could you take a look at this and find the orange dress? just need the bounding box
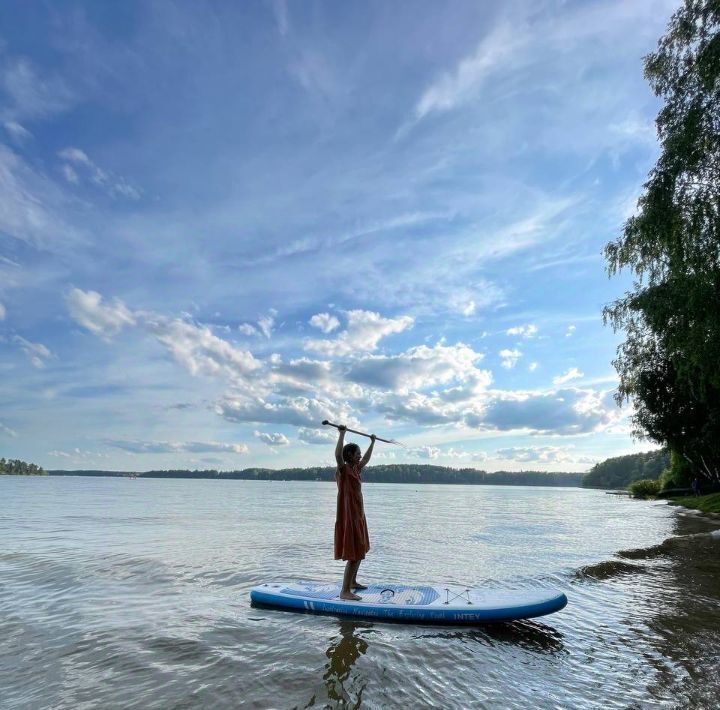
[334,462,370,561]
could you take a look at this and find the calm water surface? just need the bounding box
[2,477,719,709]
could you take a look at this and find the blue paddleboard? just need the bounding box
[250,582,567,623]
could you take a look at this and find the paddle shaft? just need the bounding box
[322,420,395,445]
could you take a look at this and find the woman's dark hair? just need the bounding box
[342,443,361,463]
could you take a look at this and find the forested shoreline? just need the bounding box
[0,458,47,475]
[47,465,584,486]
[581,450,670,490]
[3,450,681,490]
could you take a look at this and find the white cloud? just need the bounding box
[309,312,340,334]
[0,421,18,438]
[305,310,414,356]
[499,348,522,369]
[257,310,276,338]
[66,288,136,339]
[565,324,576,337]
[48,448,109,460]
[0,302,5,320]
[238,310,277,338]
[495,445,582,464]
[441,285,501,317]
[1,57,76,121]
[269,356,342,398]
[609,115,656,145]
[104,439,248,454]
[414,23,520,121]
[11,335,53,368]
[143,316,261,381]
[67,290,263,385]
[254,431,290,447]
[528,362,539,372]
[58,146,141,200]
[217,394,350,428]
[461,300,476,316]
[0,144,84,250]
[506,324,538,338]
[58,147,92,165]
[288,49,338,99]
[376,390,472,427]
[410,446,441,460]
[375,381,618,436]
[553,367,584,386]
[297,427,336,445]
[482,387,618,435]
[3,121,32,143]
[61,164,79,184]
[443,447,471,459]
[346,342,489,393]
[271,0,289,36]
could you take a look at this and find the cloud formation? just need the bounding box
[309,312,340,334]
[0,0,667,470]
[1,57,76,121]
[11,335,52,368]
[254,431,291,447]
[305,310,414,356]
[66,289,136,339]
[346,342,489,392]
[144,316,261,380]
[499,349,522,369]
[297,427,336,444]
[409,446,441,459]
[58,147,141,200]
[553,367,584,386]
[217,394,351,428]
[104,439,249,454]
[506,324,538,338]
[3,121,31,143]
[0,421,18,438]
[494,445,595,465]
[483,388,617,435]
[414,23,519,121]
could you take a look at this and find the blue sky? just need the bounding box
[0,0,675,472]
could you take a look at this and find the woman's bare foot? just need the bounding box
[351,582,368,590]
[340,591,362,601]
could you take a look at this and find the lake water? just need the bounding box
[2,477,720,709]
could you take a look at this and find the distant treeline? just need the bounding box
[1,458,47,475]
[18,452,678,490]
[49,464,584,487]
[581,450,670,490]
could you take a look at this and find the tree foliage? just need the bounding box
[628,478,663,498]
[659,449,694,488]
[0,458,47,475]
[604,0,720,482]
[582,450,670,489]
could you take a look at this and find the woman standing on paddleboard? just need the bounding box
[334,425,375,600]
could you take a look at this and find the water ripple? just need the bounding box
[2,477,720,709]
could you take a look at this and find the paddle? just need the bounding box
[322,420,405,447]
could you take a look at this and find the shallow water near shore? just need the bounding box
[2,477,720,709]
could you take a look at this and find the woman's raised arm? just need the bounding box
[360,434,376,468]
[334,425,347,467]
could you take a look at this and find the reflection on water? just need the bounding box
[574,559,649,581]
[415,619,567,657]
[1,477,720,709]
[317,622,371,708]
[644,523,720,708]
